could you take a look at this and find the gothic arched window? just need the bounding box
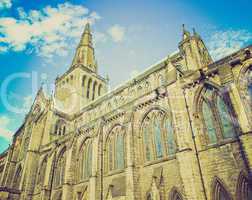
[37,156,47,186]
[169,188,183,200]
[13,165,22,189]
[141,109,176,163]
[147,193,152,200]
[87,78,92,99]
[154,116,163,158]
[200,87,236,145]
[105,125,125,173]
[202,100,217,144]
[143,120,153,162]
[92,81,97,100]
[53,148,66,187]
[82,75,86,95]
[212,178,232,200]
[165,117,177,155]
[54,119,67,136]
[216,96,236,139]
[236,172,252,200]
[116,132,125,169]
[79,139,93,180]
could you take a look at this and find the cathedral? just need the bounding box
[0,23,251,200]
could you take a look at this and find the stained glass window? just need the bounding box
[143,125,152,161]
[165,118,176,155]
[202,101,217,144]
[154,117,163,158]
[217,96,235,139]
[54,148,66,187]
[116,133,124,169]
[84,142,92,178]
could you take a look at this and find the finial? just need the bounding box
[182,24,190,39]
[192,27,200,38]
[84,22,91,33]
[182,24,186,32]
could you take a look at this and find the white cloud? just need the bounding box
[0,116,12,140]
[0,0,12,10]
[207,29,252,60]
[108,25,126,42]
[93,31,107,44]
[0,2,101,58]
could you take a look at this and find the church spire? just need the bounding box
[71,22,97,72]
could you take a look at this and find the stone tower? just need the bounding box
[179,25,213,71]
[54,23,107,113]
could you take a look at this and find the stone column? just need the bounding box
[171,87,206,200]
[62,146,74,200]
[90,136,99,200]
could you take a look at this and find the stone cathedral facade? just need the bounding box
[0,23,252,200]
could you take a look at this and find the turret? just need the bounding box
[54,23,107,113]
[179,25,213,71]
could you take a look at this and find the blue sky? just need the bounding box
[0,0,251,153]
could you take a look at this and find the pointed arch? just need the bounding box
[79,138,93,181]
[105,124,126,173]
[146,192,152,200]
[236,171,252,200]
[53,147,66,187]
[141,107,176,163]
[54,119,67,136]
[195,83,236,145]
[237,62,252,124]
[169,187,183,200]
[87,78,92,99]
[92,81,97,100]
[211,177,232,200]
[36,155,48,186]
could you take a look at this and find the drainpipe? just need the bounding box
[182,88,208,200]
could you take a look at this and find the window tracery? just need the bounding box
[141,109,176,162]
[53,148,66,187]
[105,125,125,173]
[79,139,93,180]
[212,178,232,200]
[199,86,236,145]
[236,172,252,200]
[54,119,67,136]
